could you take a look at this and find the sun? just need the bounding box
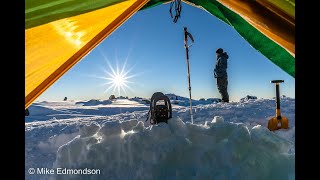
[94,57,139,97]
[113,74,125,86]
[91,48,142,97]
[105,65,132,96]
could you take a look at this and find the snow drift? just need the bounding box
[25,97,295,180]
[53,117,294,180]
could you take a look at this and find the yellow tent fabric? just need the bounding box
[25,0,149,109]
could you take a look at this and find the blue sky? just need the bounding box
[36,3,295,102]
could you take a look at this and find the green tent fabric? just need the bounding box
[26,0,128,29]
[190,0,295,77]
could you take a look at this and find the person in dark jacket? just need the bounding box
[214,48,229,102]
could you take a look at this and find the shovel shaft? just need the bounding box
[271,80,284,118]
[276,83,281,110]
[275,83,282,118]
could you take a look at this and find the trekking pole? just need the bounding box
[184,27,194,124]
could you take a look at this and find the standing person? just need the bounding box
[214,48,229,103]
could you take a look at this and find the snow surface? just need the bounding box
[25,96,295,180]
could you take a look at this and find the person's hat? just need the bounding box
[216,48,223,54]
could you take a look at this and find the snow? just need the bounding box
[239,95,257,102]
[25,96,295,180]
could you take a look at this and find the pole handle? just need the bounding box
[271,80,284,83]
[184,27,194,48]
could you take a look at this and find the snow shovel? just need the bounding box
[267,80,289,131]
